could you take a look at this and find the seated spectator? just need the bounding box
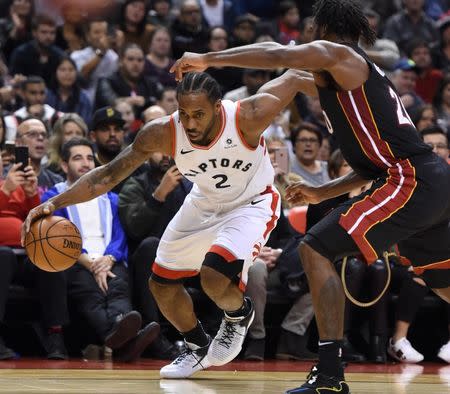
[390,59,424,116]
[119,150,192,358]
[171,0,209,59]
[95,43,161,117]
[421,125,450,162]
[276,1,300,45]
[46,113,88,176]
[407,39,443,103]
[42,138,159,361]
[4,76,62,141]
[199,0,237,31]
[142,105,166,124]
[432,14,450,72]
[9,14,64,83]
[360,8,400,71]
[0,150,69,360]
[54,2,86,53]
[224,69,271,101]
[70,19,118,103]
[144,27,177,88]
[147,0,174,29]
[117,0,154,53]
[205,26,243,95]
[156,87,178,115]
[46,56,92,124]
[0,0,35,60]
[229,14,256,48]
[433,75,450,133]
[412,103,439,131]
[290,122,330,186]
[89,106,145,193]
[114,99,143,144]
[14,118,63,196]
[383,0,438,56]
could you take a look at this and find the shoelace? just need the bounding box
[217,320,243,349]
[173,347,206,368]
[305,366,319,384]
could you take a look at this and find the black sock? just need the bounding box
[317,339,344,379]
[226,297,251,318]
[182,321,209,347]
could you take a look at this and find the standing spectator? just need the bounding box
[433,75,450,132]
[205,26,242,95]
[46,113,88,176]
[42,138,160,362]
[14,118,62,196]
[171,0,209,59]
[46,56,92,124]
[95,44,161,116]
[289,122,330,186]
[156,87,178,115]
[4,76,62,141]
[0,0,35,60]
[71,19,119,103]
[276,1,301,45]
[0,152,70,360]
[408,39,443,103]
[383,0,438,55]
[359,8,400,71]
[144,27,177,88]
[199,0,237,31]
[117,0,154,52]
[9,14,64,83]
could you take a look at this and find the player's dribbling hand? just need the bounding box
[21,202,56,246]
[170,52,208,81]
[285,181,324,206]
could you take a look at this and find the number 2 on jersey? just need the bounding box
[389,87,414,127]
[212,174,231,189]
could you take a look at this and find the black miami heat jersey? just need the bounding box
[317,46,432,180]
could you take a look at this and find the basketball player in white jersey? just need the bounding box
[22,70,313,378]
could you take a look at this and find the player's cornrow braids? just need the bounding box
[313,0,376,46]
[177,72,222,103]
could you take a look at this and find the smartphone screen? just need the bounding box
[274,146,290,174]
[14,146,29,171]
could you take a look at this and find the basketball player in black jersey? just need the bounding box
[171,0,450,392]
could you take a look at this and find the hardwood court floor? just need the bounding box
[0,359,448,393]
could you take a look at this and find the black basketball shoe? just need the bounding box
[285,365,350,394]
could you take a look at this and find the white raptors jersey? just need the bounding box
[171,100,275,210]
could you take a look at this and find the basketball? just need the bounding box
[25,216,82,272]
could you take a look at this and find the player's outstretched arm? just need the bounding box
[21,117,173,245]
[238,69,315,145]
[171,41,368,90]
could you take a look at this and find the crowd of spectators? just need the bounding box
[0,0,449,367]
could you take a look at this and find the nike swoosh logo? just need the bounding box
[251,199,264,205]
[180,149,195,154]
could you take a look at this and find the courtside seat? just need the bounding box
[288,206,308,234]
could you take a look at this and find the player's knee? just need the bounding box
[200,265,229,298]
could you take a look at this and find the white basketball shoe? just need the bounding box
[208,297,255,366]
[160,336,211,379]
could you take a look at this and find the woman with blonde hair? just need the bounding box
[46,113,88,176]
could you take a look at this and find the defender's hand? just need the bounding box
[286,181,325,206]
[170,52,208,81]
[21,202,56,246]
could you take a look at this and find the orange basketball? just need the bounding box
[25,216,82,272]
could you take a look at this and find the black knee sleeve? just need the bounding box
[202,252,244,281]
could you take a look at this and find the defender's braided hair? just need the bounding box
[313,0,376,46]
[176,72,222,103]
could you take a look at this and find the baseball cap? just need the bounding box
[91,107,125,130]
[394,58,419,72]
